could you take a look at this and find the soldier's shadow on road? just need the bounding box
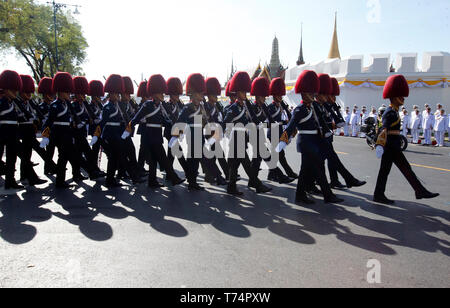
[1,178,449,258]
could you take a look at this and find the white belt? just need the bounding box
[299,130,318,135]
[19,121,34,125]
[189,124,202,128]
[146,124,162,128]
[233,127,248,132]
[0,120,18,125]
[105,122,121,127]
[54,122,71,126]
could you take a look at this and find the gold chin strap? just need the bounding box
[376,128,387,147]
[94,125,101,137]
[41,127,50,138]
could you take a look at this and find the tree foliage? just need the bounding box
[0,0,88,82]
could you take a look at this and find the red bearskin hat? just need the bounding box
[137,81,148,98]
[206,77,222,96]
[166,77,183,96]
[89,80,104,97]
[251,77,270,97]
[147,74,167,96]
[230,71,251,93]
[270,77,286,96]
[225,82,235,97]
[73,76,89,95]
[0,70,23,92]
[383,75,409,99]
[38,77,54,95]
[331,78,340,96]
[52,72,74,94]
[122,76,134,95]
[295,70,320,94]
[20,75,36,93]
[104,74,124,94]
[186,73,206,95]
[318,74,332,95]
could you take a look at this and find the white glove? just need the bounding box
[121,131,130,140]
[276,142,288,153]
[90,136,98,146]
[169,137,179,148]
[207,137,216,146]
[40,137,50,149]
[376,146,384,159]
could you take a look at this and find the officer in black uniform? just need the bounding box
[163,77,189,178]
[87,80,105,168]
[117,77,140,180]
[40,72,83,189]
[248,77,293,185]
[203,77,228,185]
[37,77,58,175]
[278,70,342,204]
[125,74,185,188]
[374,75,439,204]
[0,70,24,190]
[15,75,47,186]
[314,74,366,192]
[266,77,298,180]
[95,74,144,188]
[71,76,104,181]
[0,88,5,176]
[223,71,272,196]
[135,81,150,175]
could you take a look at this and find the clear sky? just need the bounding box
[2,0,450,85]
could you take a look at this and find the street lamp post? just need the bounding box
[47,0,81,71]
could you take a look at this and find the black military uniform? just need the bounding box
[86,98,103,166]
[266,101,297,179]
[0,95,22,189]
[117,99,140,179]
[129,99,184,187]
[282,101,341,204]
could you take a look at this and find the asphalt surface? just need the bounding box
[0,136,449,288]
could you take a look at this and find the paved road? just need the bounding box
[0,136,449,288]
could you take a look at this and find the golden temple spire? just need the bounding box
[328,12,341,59]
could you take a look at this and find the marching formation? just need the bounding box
[0,69,440,205]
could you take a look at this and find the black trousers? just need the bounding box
[102,137,135,183]
[18,126,40,182]
[375,147,426,196]
[0,134,18,186]
[137,135,150,172]
[118,137,139,178]
[31,137,57,172]
[320,139,356,186]
[146,143,181,185]
[167,143,188,174]
[297,143,333,199]
[227,153,261,190]
[52,133,81,185]
[91,138,102,169]
[74,133,99,176]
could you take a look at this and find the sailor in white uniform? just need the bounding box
[401,109,410,137]
[409,109,421,144]
[434,109,447,147]
[350,107,360,137]
[422,107,434,145]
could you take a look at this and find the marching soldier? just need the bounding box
[176,73,218,191]
[223,71,272,196]
[135,81,150,175]
[95,74,144,187]
[374,75,439,204]
[0,70,25,190]
[267,77,298,180]
[117,76,140,179]
[313,74,366,192]
[37,77,58,175]
[87,80,105,166]
[203,77,228,185]
[0,89,4,177]
[40,72,83,188]
[163,77,189,177]
[248,77,293,185]
[125,74,185,188]
[72,76,104,180]
[277,70,342,204]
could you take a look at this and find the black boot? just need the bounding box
[416,191,440,200]
[346,178,367,189]
[330,181,347,189]
[373,194,395,205]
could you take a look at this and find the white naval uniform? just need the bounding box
[343,112,351,136]
[434,114,447,146]
[350,111,361,137]
[401,114,410,137]
[409,114,421,144]
[422,112,434,145]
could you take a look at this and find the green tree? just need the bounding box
[0,0,88,83]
